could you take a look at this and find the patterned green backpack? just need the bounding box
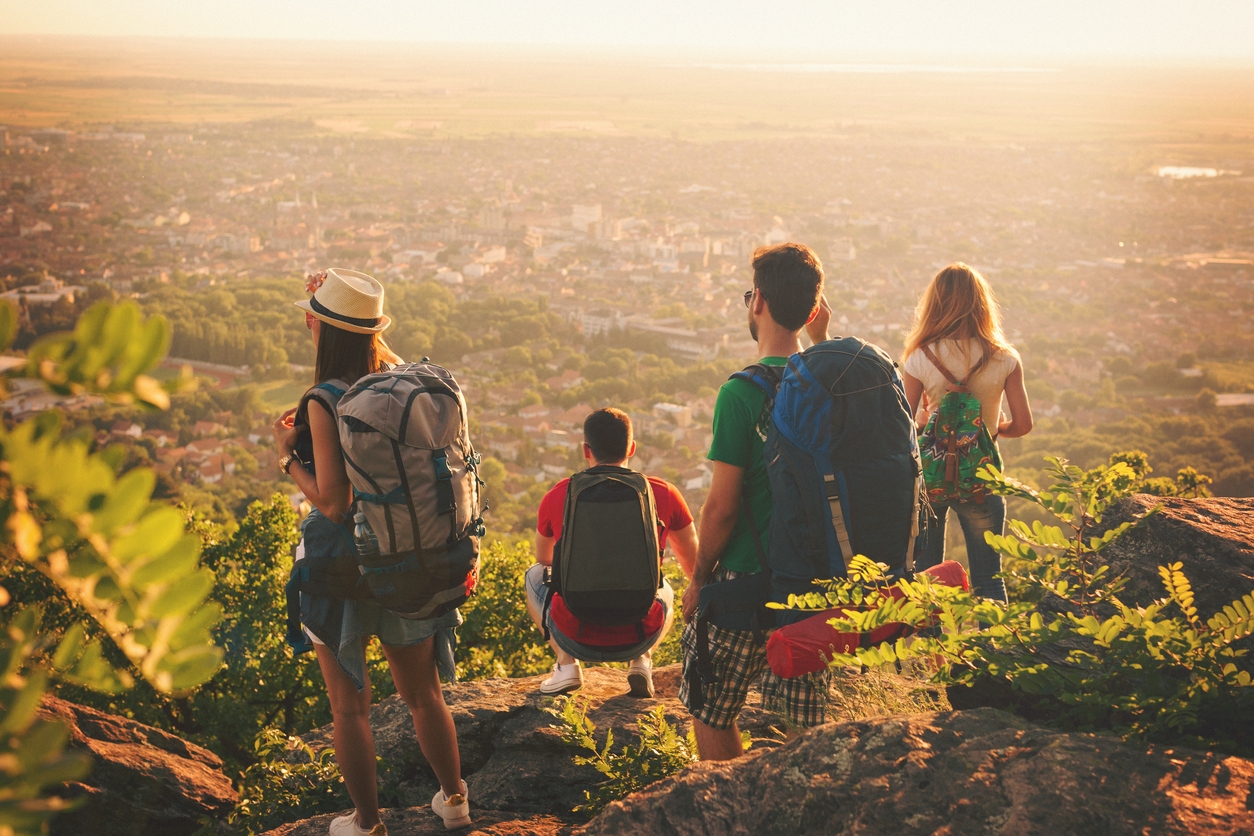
[917,345,1002,503]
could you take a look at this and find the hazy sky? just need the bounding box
[2,0,1252,60]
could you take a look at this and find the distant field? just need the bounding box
[1203,361,1254,393]
[5,37,1254,144]
[257,379,308,412]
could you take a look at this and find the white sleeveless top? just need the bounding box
[903,339,1020,439]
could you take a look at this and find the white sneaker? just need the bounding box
[431,780,471,830]
[539,661,583,695]
[328,811,387,836]
[627,652,654,698]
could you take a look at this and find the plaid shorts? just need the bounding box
[678,571,830,731]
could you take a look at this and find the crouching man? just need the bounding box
[524,407,698,697]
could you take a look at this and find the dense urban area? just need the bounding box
[3,122,1254,530]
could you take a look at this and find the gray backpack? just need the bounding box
[336,361,485,620]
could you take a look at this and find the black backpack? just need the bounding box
[547,466,662,628]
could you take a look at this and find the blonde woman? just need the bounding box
[273,269,470,835]
[901,263,1033,601]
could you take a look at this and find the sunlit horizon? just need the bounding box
[4,1,1254,62]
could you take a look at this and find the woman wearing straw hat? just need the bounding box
[273,269,471,835]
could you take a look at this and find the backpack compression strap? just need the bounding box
[822,473,855,568]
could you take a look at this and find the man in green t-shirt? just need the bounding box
[678,242,832,761]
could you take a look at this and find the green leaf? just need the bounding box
[129,535,203,587]
[92,468,156,535]
[113,506,185,565]
[160,646,225,692]
[148,569,215,619]
[51,623,87,671]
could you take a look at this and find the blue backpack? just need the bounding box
[695,339,922,631]
[689,339,924,707]
[763,337,923,625]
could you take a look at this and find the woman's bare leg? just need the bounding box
[315,640,381,829]
[381,638,463,797]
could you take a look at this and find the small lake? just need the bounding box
[1156,166,1242,179]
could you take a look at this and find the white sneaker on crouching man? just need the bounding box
[627,650,654,698]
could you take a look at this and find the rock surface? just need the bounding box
[39,694,238,836]
[1098,494,1254,619]
[261,809,574,836]
[267,663,786,835]
[582,707,1254,836]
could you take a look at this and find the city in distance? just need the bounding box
[2,35,1253,534]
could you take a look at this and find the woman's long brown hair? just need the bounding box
[902,262,1013,370]
[314,322,401,385]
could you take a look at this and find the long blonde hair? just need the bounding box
[903,263,1012,369]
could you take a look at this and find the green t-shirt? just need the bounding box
[706,356,787,574]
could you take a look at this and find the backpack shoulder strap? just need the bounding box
[921,345,969,391]
[300,378,349,420]
[730,362,783,399]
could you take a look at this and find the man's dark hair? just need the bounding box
[752,243,824,331]
[584,407,632,463]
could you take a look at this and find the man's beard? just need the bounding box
[748,307,758,342]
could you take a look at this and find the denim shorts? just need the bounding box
[296,512,461,691]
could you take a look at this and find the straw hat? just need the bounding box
[295,268,391,334]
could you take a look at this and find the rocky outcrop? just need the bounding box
[39,694,238,836]
[949,494,1254,714]
[267,664,786,835]
[1097,495,1254,619]
[264,497,1254,834]
[582,707,1254,836]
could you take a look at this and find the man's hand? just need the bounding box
[682,574,704,624]
[805,294,833,346]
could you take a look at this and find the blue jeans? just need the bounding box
[919,495,1007,602]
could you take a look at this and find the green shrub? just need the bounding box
[549,695,739,816]
[0,302,221,835]
[228,729,350,836]
[651,560,688,668]
[456,539,550,680]
[781,456,1254,755]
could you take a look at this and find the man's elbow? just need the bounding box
[702,499,739,536]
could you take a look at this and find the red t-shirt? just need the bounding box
[537,470,693,647]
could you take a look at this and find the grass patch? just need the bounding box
[826,667,949,724]
[257,380,309,411]
[1202,361,1254,393]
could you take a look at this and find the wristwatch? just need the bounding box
[278,453,296,474]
